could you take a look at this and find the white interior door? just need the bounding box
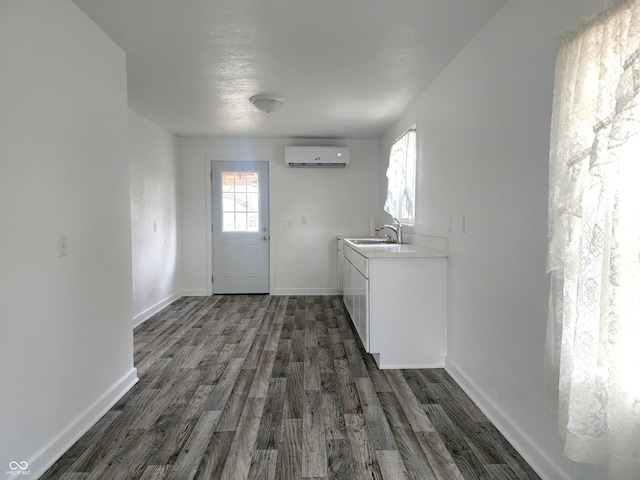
[211,161,269,293]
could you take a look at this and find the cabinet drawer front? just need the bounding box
[344,245,368,278]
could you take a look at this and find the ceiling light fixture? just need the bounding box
[249,94,285,114]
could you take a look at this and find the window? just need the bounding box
[221,171,260,232]
[545,1,640,477]
[384,128,416,224]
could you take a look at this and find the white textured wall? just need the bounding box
[0,1,136,477]
[177,137,379,295]
[379,1,604,479]
[129,110,180,325]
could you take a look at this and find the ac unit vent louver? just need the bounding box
[284,146,350,168]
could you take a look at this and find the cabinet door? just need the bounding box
[354,268,360,339]
[337,240,343,292]
[342,259,352,319]
[353,268,368,350]
[368,257,447,368]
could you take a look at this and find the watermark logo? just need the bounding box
[6,461,31,476]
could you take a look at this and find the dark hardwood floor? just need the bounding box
[41,295,540,480]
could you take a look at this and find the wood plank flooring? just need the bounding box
[41,295,540,480]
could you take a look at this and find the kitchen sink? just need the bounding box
[348,238,394,245]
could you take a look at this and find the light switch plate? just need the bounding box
[58,233,68,257]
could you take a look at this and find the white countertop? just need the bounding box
[343,238,448,258]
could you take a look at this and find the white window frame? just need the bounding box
[384,127,417,225]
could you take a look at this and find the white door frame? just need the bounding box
[204,156,273,296]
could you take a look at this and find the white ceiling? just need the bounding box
[72,0,506,138]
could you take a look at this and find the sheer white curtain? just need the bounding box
[545,1,640,478]
[384,129,416,223]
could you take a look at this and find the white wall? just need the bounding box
[129,110,181,325]
[379,1,604,479]
[177,137,379,295]
[0,1,137,477]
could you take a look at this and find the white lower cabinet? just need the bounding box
[342,242,447,369]
[342,244,369,350]
[352,260,368,349]
[342,254,352,318]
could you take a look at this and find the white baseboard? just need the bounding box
[25,368,138,480]
[180,289,208,296]
[178,289,341,297]
[378,362,446,370]
[445,358,570,480]
[133,291,181,327]
[272,288,341,296]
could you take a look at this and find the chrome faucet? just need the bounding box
[376,218,403,244]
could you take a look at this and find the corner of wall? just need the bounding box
[445,358,570,480]
[26,369,138,480]
[133,291,182,328]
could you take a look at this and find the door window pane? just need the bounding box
[234,193,247,210]
[247,193,259,212]
[223,212,235,231]
[222,192,235,211]
[235,213,247,231]
[222,172,235,192]
[234,173,247,190]
[247,213,259,231]
[247,173,259,192]
[221,171,260,232]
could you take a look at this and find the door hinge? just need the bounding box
[210,171,212,180]
[211,275,214,283]
[211,224,213,232]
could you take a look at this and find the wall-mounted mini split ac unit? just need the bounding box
[284,146,350,168]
